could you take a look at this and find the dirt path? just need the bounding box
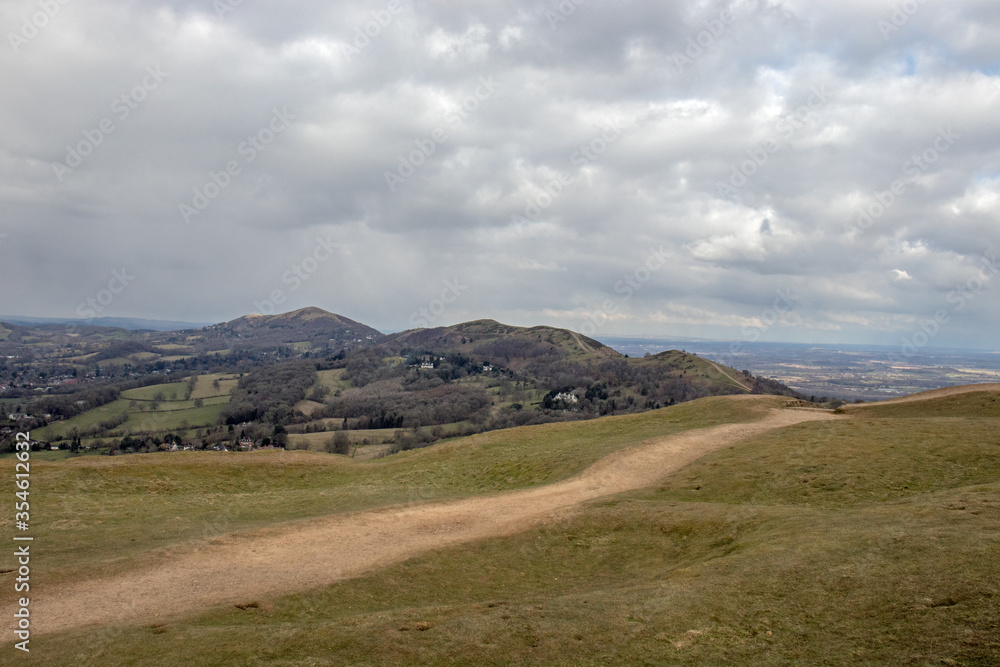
[569,330,596,354]
[705,359,753,392]
[19,407,838,636]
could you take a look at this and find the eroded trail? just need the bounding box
[23,407,837,635]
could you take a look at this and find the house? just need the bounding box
[420,361,435,370]
[482,364,493,372]
[554,392,579,404]
[239,436,254,450]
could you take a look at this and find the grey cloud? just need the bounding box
[0,0,998,348]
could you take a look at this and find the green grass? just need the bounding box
[189,374,238,400]
[29,401,1000,665]
[121,382,192,401]
[32,374,236,442]
[288,421,475,450]
[121,402,227,432]
[655,417,1000,508]
[840,389,1000,419]
[35,396,228,441]
[314,369,351,393]
[1,396,779,587]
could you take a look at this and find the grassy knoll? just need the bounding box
[28,389,1000,665]
[1,396,779,589]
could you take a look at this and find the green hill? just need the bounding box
[16,385,1000,664]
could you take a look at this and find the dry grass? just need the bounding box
[14,389,1000,664]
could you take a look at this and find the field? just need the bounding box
[3,386,999,664]
[32,374,236,442]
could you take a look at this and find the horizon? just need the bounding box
[3,306,998,355]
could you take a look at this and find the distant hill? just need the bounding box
[186,307,383,351]
[0,315,210,331]
[383,319,621,370]
[0,308,385,385]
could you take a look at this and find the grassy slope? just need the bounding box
[3,396,778,588]
[23,388,1000,664]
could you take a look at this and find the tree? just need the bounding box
[272,424,288,449]
[326,431,350,455]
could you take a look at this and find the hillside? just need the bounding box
[8,384,1000,664]
[2,310,804,454]
[262,318,805,451]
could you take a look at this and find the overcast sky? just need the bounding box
[2,0,998,350]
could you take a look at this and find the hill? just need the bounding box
[2,310,804,453]
[8,385,1000,664]
[384,319,621,365]
[181,306,383,352]
[0,307,382,391]
[257,318,806,451]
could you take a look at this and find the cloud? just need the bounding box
[891,269,913,281]
[0,0,998,348]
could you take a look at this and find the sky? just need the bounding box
[1,0,998,352]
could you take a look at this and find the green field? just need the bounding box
[189,373,239,400]
[33,375,235,442]
[121,381,192,401]
[11,388,1000,664]
[287,420,477,451]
